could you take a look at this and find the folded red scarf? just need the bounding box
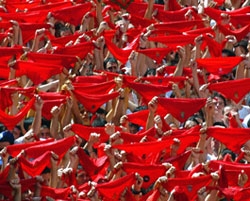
[96,173,136,200]
[27,52,78,69]
[51,3,92,26]
[157,97,207,122]
[74,75,107,84]
[103,30,140,64]
[7,138,54,157]
[0,96,35,130]
[206,127,250,153]
[15,60,63,85]
[196,56,243,76]
[25,136,75,159]
[208,78,250,104]
[72,90,119,113]
[40,185,71,200]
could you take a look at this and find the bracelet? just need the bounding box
[139,47,146,49]
[233,43,239,48]
[119,97,125,100]
[131,187,141,195]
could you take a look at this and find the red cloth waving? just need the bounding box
[72,90,119,113]
[122,162,167,189]
[25,136,76,159]
[15,60,63,85]
[208,78,250,104]
[196,56,243,76]
[0,96,35,130]
[96,173,136,200]
[206,127,250,153]
[51,3,92,26]
[157,97,207,122]
[27,52,78,69]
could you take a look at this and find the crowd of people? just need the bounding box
[0,0,250,200]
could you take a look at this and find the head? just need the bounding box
[76,165,90,185]
[39,125,51,139]
[0,130,14,149]
[104,57,119,73]
[12,125,22,140]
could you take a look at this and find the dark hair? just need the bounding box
[104,57,118,70]
[143,68,156,77]
[222,49,236,57]
[212,92,227,106]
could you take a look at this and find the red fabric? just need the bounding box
[19,23,51,44]
[72,90,119,113]
[0,10,48,23]
[184,27,215,36]
[204,7,250,25]
[71,123,110,144]
[196,56,243,76]
[208,78,250,104]
[163,150,192,170]
[103,30,140,64]
[156,7,202,22]
[51,3,92,26]
[40,185,71,200]
[129,14,156,29]
[124,80,171,103]
[234,187,250,200]
[154,20,205,32]
[112,138,172,163]
[27,1,73,12]
[6,138,54,157]
[122,162,167,189]
[72,80,116,95]
[77,147,108,179]
[74,75,107,83]
[157,97,207,122]
[162,175,213,200]
[0,96,35,130]
[15,60,63,85]
[209,160,250,187]
[96,173,136,200]
[217,23,250,41]
[168,0,182,11]
[230,14,250,27]
[126,109,149,127]
[53,41,94,59]
[0,182,13,200]
[148,34,198,46]
[38,92,68,120]
[137,47,174,64]
[25,136,76,159]
[27,52,78,69]
[140,76,187,88]
[0,86,35,110]
[202,34,223,57]
[50,32,81,47]
[0,46,24,63]
[18,151,52,177]
[0,165,10,185]
[206,127,250,153]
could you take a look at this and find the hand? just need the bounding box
[148,96,158,114]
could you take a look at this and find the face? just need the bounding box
[76,170,90,185]
[106,62,118,73]
[40,127,50,139]
[12,127,21,139]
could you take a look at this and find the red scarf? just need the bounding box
[51,3,92,26]
[27,52,78,69]
[96,173,136,200]
[15,60,63,85]
[207,127,250,153]
[157,97,207,122]
[208,78,250,104]
[72,90,119,113]
[196,56,243,76]
[0,96,35,130]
